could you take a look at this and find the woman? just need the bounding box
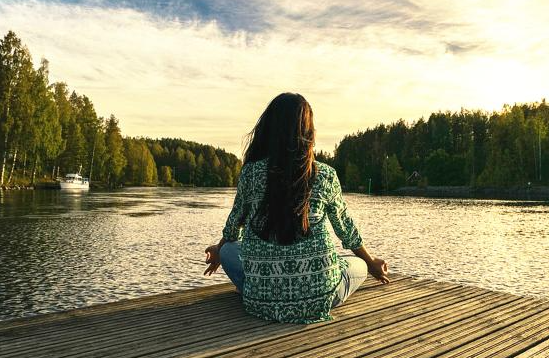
[204,93,389,324]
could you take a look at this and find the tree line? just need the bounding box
[0,31,241,188]
[317,101,549,191]
[148,138,241,187]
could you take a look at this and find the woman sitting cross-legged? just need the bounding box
[204,92,389,324]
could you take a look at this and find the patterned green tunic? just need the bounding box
[222,159,363,324]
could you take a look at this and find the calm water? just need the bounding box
[0,188,548,321]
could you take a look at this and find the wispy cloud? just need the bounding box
[445,42,481,55]
[1,0,548,155]
[51,0,274,32]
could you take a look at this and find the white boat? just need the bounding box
[59,173,90,190]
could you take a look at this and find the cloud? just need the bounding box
[1,0,548,156]
[445,42,481,55]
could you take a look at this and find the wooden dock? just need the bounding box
[1,274,548,357]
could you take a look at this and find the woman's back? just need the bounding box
[222,158,364,323]
[205,92,388,324]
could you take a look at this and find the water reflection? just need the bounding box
[0,188,548,321]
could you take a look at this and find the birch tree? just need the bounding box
[0,31,33,186]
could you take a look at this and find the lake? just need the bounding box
[0,188,548,321]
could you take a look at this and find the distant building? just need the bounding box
[407,171,421,185]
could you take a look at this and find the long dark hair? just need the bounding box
[243,93,317,245]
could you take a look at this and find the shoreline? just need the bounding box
[389,185,549,201]
[0,186,182,190]
[0,182,198,191]
[3,183,549,201]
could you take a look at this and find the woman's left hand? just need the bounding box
[367,257,390,284]
[203,245,221,276]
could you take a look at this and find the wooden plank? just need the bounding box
[2,311,267,358]
[0,294,242,344]
[0,275,410,342]
[364,298,548,357]
[291,294,524,357]
[162,284,474,358]
[46,280,447,358]
[516,337,549,357]
[1,302,249,356]
[1,274,546,358]
[436,303,549,358]
[0,276,413,356]
[29,276,420,358]
[0,283,235,332]
[491,324,549,358]
[0,294,243,346]
[203,287,489,358]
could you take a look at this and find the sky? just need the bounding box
[1,0,549,156]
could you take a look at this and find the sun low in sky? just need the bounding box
[1,0,548,155]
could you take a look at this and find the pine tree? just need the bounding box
[104,115,126,187]
[345,162,360,190]
[382,154,406,190]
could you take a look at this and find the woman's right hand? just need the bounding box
[368,257,390,284]
[203,244,221,276]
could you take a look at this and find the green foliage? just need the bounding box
[145,138,240,187]
[332,102,549,191]
[221,166,234,186]
[345,162,360,190]
[123,138,157,186]
[104,115,126,187]
[61,120,87,174]
[423,150,466,186]
[0,31,35,185]
[31,60,63,182]
[159,166,173,185]
[382,154,406,190]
